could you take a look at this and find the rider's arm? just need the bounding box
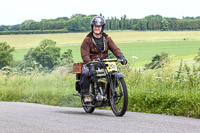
[107,37,122,57]
[107,37,128,65]
[81,38,92,63]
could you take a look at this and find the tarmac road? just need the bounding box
[0,102,200,133]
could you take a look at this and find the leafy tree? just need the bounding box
[105,17,111,30]
[0,42,15,68]
[66,14,95,32]
[2,14,200,33]
[24,39,61,70]
[145,15,163,30]
[71,14,87,19]
[12,24,20,30]
[61,49,74,65]
[139,19,147,30]
[167,18,180,30]
[23,48,36,68]
[20,20,39,30]
[22,40,74,71]
[161,19,169,31]
[195,16,200,19]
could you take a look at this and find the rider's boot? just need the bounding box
[84,93,92,103]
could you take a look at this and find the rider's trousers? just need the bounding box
[80,65,90,94]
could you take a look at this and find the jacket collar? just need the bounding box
[87,32,107,53]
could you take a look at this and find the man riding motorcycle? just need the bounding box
[80,16,127,103]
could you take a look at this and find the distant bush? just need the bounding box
[0,42,15,69]
[0,29,68,35]
[18,48,42,72]
[194,48,200,62]
[21,39,74,72]
[23,48,35,67]
[32,39,61,69]
[145,52,169,69]
[61,49,74,65]
[22,39,61,70]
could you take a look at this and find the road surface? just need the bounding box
[0,102,200,133]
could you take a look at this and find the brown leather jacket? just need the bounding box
[81,32,122,63]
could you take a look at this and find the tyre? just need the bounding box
[81,98,95,113]
[81,85,95,113]
[110,78,128,116]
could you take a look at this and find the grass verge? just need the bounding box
[0,59,200,118]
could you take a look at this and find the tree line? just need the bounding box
[1,14,200,34]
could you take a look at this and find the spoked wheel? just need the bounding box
[81,86,95,113]
[110,78,128,116]
[81,98,95,113]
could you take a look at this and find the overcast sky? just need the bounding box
[0,0,199,25]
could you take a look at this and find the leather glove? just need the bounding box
[89,64,97,76]
[118,53,128,65]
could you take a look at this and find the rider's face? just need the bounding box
[93,25,102,34]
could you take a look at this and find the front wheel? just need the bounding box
[110,78,128,116]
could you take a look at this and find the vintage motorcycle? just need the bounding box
[73,58,128,116]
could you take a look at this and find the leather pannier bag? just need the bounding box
[73,62,83,74]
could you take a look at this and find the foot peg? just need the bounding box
[73,94,81,97]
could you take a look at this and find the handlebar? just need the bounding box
[102,58,123,62]
[85,58,123,66]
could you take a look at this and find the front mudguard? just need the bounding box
[108,73,125,105]
[111,73,124,89]
[115,73,125,79]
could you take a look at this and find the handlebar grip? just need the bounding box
[117,59,123,62]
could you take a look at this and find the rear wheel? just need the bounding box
[110,78,128,116]
[81,98,95,113]
[81,85,95,113]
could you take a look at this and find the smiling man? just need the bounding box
[80,16,127,103]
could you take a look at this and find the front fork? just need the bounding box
[106,73,115,98]
[106,72,125,104]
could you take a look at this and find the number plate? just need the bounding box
[105,62,117,72]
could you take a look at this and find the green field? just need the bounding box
[1,31,198,63]
[13,40,200,64]
[1,31,200,49]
